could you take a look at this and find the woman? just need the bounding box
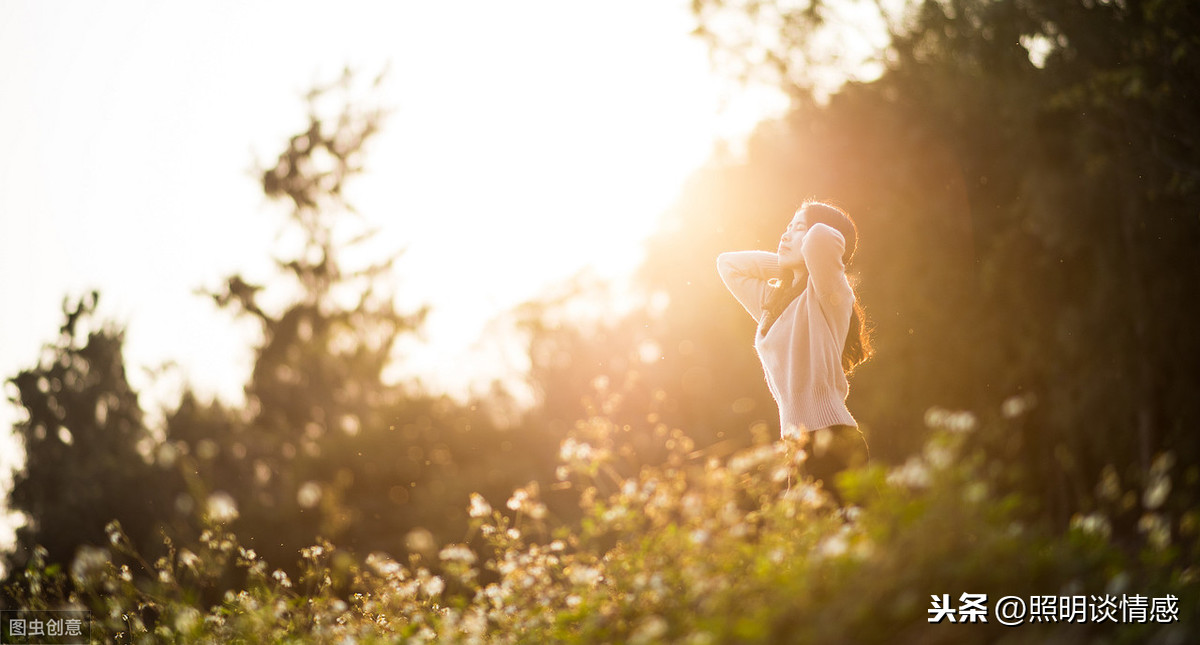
[717,200,873,495]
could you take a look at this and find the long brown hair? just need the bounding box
[760,201,873,374]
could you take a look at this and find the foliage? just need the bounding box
[632,0,1200,520]
[5,292,178,575]
[2,71,560,591]
[9,409,1197,642]
[161,70,566,573]
[188,68,425,564]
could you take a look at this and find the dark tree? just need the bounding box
[6,293,177,575]
[680,0,1200,522]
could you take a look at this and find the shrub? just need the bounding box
[6,410,1197,643]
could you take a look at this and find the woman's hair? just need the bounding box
[760,200,874,374]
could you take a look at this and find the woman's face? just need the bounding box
[777,209,808,269]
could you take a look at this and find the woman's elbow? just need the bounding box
[801,227,845,266]
[716,252,733,275]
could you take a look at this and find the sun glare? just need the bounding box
[0,0,789,456]
[352,4,790,398]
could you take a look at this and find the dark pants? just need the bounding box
[803,425,869,504]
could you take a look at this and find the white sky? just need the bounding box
[0,0,789,542]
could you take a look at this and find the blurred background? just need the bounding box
[2,0,1198,587]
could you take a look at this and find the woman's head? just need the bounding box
[763,199,873,373]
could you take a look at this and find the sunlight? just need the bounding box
[0,0,789,429]
[0,0,790,555]
[347,3,791,398]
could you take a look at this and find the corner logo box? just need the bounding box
[1,610,91,645]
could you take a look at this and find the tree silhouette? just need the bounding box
[173,70,559,567]
[6,292,176,575]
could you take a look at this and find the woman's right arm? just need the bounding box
[716,251,780,322]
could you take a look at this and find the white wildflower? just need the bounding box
[567,564,602,587]
[366,552,403,578]
[506,488,528,511]
[468,493,492,518]
[887,457,931,489]
[439,544,477,565]
[924,441,954,470]
[422,575,445,597]
[174,607,201,633]
[559,438,594,462]
[177,549,200,572]
[205,492,239,523]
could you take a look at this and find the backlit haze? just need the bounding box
[0,0,790,544]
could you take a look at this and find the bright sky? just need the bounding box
[0,1,789,541]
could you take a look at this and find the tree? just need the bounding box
[174,70,423,561]
[6,292,178,575]
[173,70,561,567]
[681,0,1200,521]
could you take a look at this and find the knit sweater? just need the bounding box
[717,223,857,437]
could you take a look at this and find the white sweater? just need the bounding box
[717,223,857,436]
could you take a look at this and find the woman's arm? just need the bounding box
[801,224,850,304]
[717,251,780,322]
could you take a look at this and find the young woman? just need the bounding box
[717,200,872,493]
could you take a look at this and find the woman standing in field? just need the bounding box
[717,200,873,496]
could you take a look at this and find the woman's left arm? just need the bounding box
[801,224,850,304]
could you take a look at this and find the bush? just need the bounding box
[7,409,1197,644]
